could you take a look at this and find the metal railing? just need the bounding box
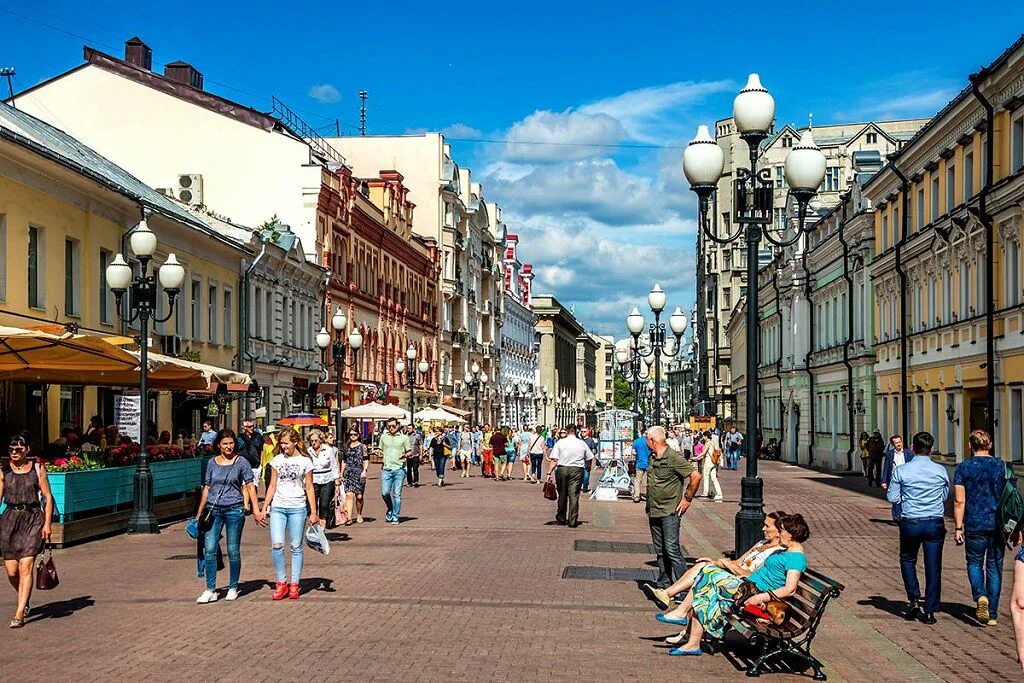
[271,96,345,164]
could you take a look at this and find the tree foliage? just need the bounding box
[613,374,634,410]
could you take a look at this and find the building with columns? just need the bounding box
[531,294,587,427]
[498,234,538,428]
[330,134,504,422]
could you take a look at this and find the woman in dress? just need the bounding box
[0,435,53,628]
[260,428,318,600]
[859,431,870,481]
[457,425,474,478]
[667,513,810,656]
[340,428,369,524]
[307,430,340,528]
[193,429,264,604]
[645,511,787,626]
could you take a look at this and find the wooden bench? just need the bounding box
[716,568,845,680]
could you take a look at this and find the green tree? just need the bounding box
[613,374,634,410]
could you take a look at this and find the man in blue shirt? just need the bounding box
[953,429,1008,626]
[887,431,949,624]
[632,432,651,503]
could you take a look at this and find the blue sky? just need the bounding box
[3,1,1023,337]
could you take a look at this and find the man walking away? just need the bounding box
[954,430,1007,626]
[866,430,885,487]
[632,431,651,503]
[545,425,594,528]
[726,426,743,471]
[405,425,422,487]
[883,434,914,522]
[236,420,265,491]
[887,431,949,624]
[380,419,411,525]
[641,426,701,591]
[528,425,546,483]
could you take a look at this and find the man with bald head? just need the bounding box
[642,425,702,591]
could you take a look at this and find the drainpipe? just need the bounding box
[837,193,856,471]
[890,158,911,439]
[801,235,816,466]
[240,236,269,419]
[968,72,996,439]
[771,267,785,451]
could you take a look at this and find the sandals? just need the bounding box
[9,618,24,628]
[356,517,364,524]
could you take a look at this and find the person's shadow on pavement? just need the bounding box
[28,595,95,622]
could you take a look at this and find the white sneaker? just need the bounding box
[713,496,724,502]
[225,588,239,601]
[196,589,218,604]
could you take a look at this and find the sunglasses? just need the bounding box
[9,446,25,452]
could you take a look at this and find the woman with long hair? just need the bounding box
[340,428,369,524]
[193,429,263,604]
[260,428,318,600]
[0,436,53,628]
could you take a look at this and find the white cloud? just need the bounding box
[442,123,484,138]
[503,110,626,163]
[308,84,341,104]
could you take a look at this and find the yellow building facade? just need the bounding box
[866,36,1024,470]
[0,102,247,444]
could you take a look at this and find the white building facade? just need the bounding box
[499,234,537,428]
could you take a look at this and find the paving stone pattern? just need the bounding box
[0,462,1018,681]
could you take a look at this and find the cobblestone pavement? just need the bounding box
[0,461,1018,681]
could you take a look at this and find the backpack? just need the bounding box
[996,462,1024,547]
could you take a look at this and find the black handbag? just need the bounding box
[35,546,59,590]
[543,480,558,501]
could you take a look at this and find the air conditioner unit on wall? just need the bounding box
[160,334,182,357]
[176,174,203,206]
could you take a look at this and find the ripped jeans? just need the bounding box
[270,506,308,584]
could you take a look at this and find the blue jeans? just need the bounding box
[582,468,591,491]
[649,514,685,587]
[381,468,406,518]
[433,455,448,479]
[204,505,245,590]
[727,447,740,470]
[270,506,307,584]
[965,530,1005,613]
[530,453,543,480]
[898,517,946,614]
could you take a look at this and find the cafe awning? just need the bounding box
[133,351,252,390]
[0,325,144,384]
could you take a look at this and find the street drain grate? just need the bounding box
[574,539,655,554]
[562,565,659,582]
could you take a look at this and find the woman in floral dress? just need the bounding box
[340,429,369,524]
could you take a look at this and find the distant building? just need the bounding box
[499,234,538,427]
[531,294,586,427]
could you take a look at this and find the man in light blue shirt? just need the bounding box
[632,433,651,503]
[886,431,949,624]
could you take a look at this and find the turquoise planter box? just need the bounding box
[46,457,204,523]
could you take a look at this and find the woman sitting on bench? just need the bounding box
[667,513,810,656]
[644,511,787,624]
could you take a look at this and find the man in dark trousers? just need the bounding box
[545,424,594,527]
[235,419,265,491]
[866,430,885,487]
[640,426,702,592]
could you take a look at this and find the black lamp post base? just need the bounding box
[734,475,765,556]
[127,467,160,534]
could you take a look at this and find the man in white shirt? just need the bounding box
[545,424,595,528]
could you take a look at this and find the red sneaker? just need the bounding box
[289,583,301,600]
[271,581,289,601]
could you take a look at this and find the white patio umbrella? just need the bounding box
[338,401,411,421]
[414,407,466,423]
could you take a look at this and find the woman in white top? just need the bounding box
[307,430,340,528]
[261,428,318,601]
[642,511,787,624]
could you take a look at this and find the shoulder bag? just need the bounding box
[35,545,59,590]
[543,479,558,501]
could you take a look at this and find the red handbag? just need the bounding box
[35,547,59,590]
[543,480,558,501]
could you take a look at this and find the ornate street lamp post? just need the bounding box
[316,307,363,437]
[682,74,826,554]
[465,362,488,426]
[626,286,687,427]
[537,385,553,426]
[395,345,430,426]
[106,215,186,534]
[616,344,650,439]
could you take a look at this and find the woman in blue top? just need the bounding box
[668,513,810,656]
[194,429,264,604]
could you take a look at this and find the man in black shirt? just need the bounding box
[235,419,265,488]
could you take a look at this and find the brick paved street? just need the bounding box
[0,461,1018,682]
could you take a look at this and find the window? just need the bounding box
[824,167,842,192]
[927,277,936,326]
[223,289,233,346]
[881,397,889,438]
[866,132,878,144]
[931,174,940,221]
[64,238,82,316]
[1013,113,1024,173]
[781,136,792,148]
[946,395,957,456]
[881,213,889,250]
[917,187,925,229]
[930,393,939,444]
[208,284,218,343]
[1006,239,1021,307]
[0,214,6,301]
[916,394,925,433]
[975,253,986,312]
[942,271,952,323]
[964,148,975,198]
[959,262,970,316]
[1012,388,1024,463]
[191,278,202,339]
[946,163,955,212]
[722,287,731,309]
[99,249,113,325]
[28,225,44,309]
[775,166,785,189]
[59,386,83,433]
[893,205,900,241]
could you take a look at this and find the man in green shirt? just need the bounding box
[642,426,701,590]
[379,418,412,525]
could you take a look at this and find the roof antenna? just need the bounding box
[0,67,16,106]
[359,90,368,136]
[808,112,813,131]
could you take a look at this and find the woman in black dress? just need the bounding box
[0,435,54,628]
[339,429,369,524]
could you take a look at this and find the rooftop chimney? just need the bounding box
[164,61,203,90]
[124,36,152,70]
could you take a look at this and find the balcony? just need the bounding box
[452,329,469,348]
[481,300,493,315]
[467,289,477,306]
[454,232,465,251]
[482,342,494,358]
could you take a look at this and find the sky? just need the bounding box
[3,1,1023,338]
